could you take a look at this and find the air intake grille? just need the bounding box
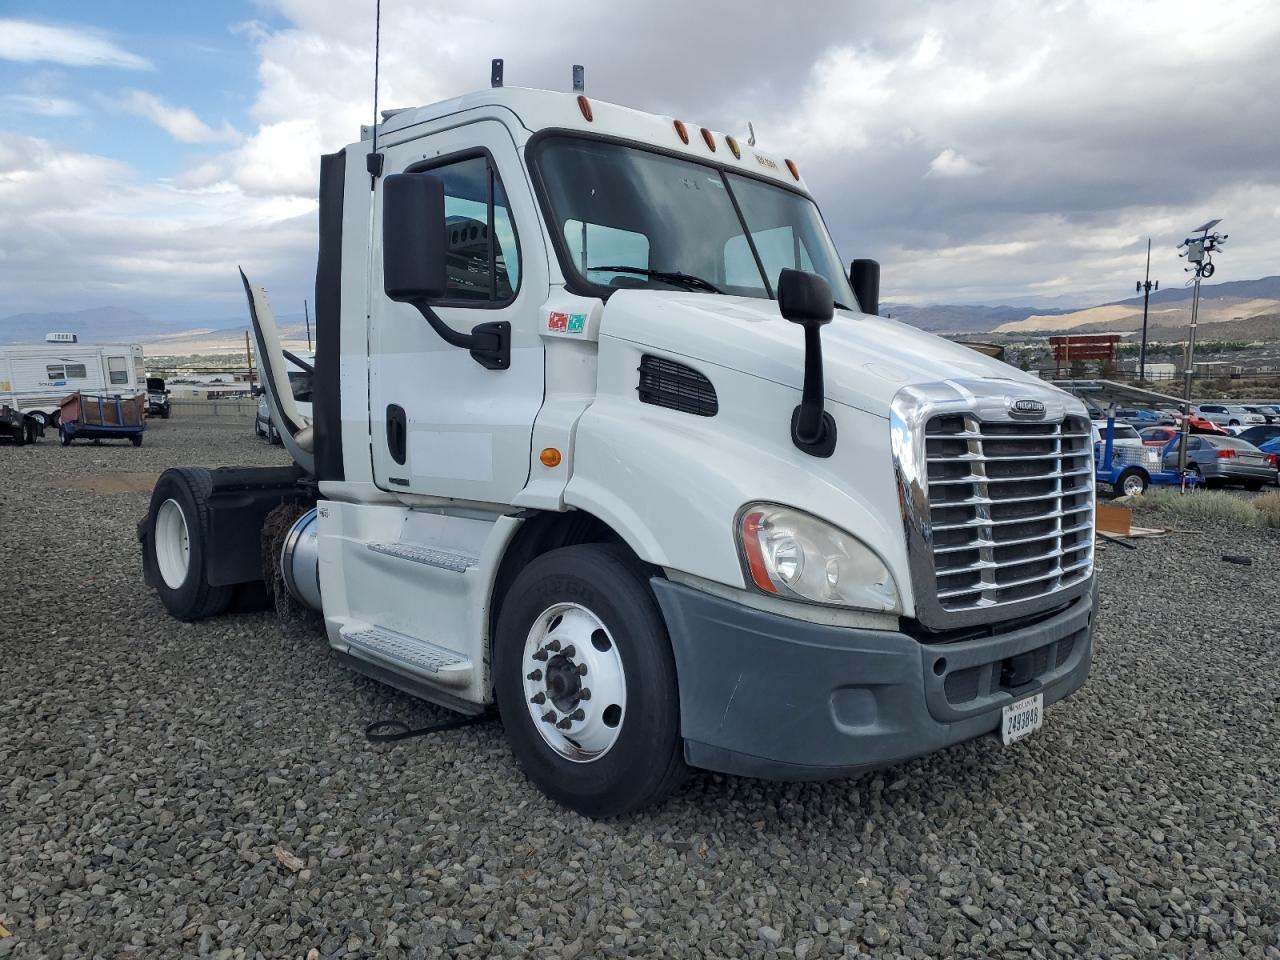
[924,414,1094,614]
[637,355,718,417]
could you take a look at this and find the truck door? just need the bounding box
[369,120,546,503]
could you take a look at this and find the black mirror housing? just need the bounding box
[382,173,448,302]
[777,268,834,325]
[849,258,880,316]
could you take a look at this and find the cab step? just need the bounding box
[367,541,478,573]
[340,625,473,689]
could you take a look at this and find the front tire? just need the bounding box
[1114,467,1148,497]
[143,468,233,621]
[494,544,687,818]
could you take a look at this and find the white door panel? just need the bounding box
[370,119,547,504]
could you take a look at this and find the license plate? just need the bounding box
[1001,693,1043,746]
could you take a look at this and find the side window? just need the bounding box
[421,154,520,303]
[46,364,65,379]
[66,364,87,379]
[563,220,649,286]
[108,356,129,385]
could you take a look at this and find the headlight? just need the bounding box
[736,504,900,612]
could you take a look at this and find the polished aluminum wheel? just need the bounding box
[521,602,626,762]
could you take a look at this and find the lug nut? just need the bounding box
[527,669,542,681]
[569,708,586,721]
[532,649,549,662]
[577,663,588,676]
[546,639,561,652]
[578,688,591,701]
[556,717,573,729]
[562,645,575,658]
[541,710,556,724]
[530,692,546,705]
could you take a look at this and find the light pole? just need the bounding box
[1135,238,1158,382]
[1175,219,1227,474]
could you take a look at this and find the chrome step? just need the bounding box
[367,542,478,573]
[340,625,472,689]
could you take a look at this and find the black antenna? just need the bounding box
[366,0,383,186]
[304,299,312,352]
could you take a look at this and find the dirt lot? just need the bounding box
[1,417,1277,959]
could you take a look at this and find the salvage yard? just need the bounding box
[1,417,1277,959]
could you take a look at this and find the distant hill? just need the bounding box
[885,303,1079,333]
[1086,312,1280,344]
[0,307,250,345]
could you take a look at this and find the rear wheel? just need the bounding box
[59,425,71,446]
[1244,480,1263,491]
[494,544,687,818]
[131,434,143,447]
[144,468,233,621]
[1115,467,1148,497]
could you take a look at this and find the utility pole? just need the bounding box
[1175,220,1227,474]
[304,299,312,352]
[244,330,254,390]
[1135,238,1158,382]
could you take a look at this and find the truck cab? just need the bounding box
[140,83,1097,817]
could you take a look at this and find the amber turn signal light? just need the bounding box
[540,447,562,467]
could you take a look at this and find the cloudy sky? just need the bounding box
[2,0,1278,322]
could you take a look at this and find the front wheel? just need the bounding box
[59,425,71,446]
[1244,480,1264,491]
[493,544,687,818]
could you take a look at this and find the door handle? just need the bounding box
[386,404,407,465]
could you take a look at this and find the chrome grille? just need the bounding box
[923,414,1094,613]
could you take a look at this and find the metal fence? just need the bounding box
[167,397,258,418]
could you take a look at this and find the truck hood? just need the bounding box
[600,290,1048,419]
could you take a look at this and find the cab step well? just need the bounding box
[367,541,478,572]
[340,624,473,689]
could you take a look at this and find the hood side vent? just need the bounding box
[637,355,718,417]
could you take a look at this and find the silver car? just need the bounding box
[1165,435,1277,490]
[1193,403,1265,428]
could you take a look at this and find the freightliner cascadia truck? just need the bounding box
[139,77,1097,817]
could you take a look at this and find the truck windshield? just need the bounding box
[531,136,856,308]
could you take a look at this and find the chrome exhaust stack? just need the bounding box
[280,507,322,611]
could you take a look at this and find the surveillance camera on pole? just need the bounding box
[1174,219,1227,475]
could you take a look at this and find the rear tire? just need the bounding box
[143,468,233,621]
[1244,480,1263,491]
[1114,467,1148,498]
[493,543,687,818]
[59,426,71,446]
[131,434,143,447]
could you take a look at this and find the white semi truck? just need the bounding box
[139,80,1097,817]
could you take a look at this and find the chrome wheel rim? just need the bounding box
[1123,474,1144,496]
[521,602,626,762]
[155,498,191,589]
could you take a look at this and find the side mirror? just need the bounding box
[777,268,834,325]
[849,259,880,316]
[382,173,448,302]
[777,268,836,458]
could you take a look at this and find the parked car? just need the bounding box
[1244,404,1280,424]
[1238,424,1280,447]
[1092,421,1144,446]
[1140,426,1179,448]
[254,353,313,444]
[1193,403,1265,428]
[1163,435,1277,490]
[146,377,170,419]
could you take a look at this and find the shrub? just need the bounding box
[1134,488,1263,526]
[1253,490,1280,528]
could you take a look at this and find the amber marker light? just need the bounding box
[785,158,800,180]
[700,127,716,151]
[673,119,689,144]
[577,95,593,122]
[540,447,562,468]
[739,509,778,594]
[726,135,741,159]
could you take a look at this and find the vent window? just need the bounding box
[637,355,718,417]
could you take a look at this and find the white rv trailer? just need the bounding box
[0,343,146,425]
[139,79,1098,817]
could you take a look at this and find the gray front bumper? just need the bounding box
[652,579,1097,780]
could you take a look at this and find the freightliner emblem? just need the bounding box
[1010,398,1047,419]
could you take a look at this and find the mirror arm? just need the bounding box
[790,320,836,458]
[409,301,510,370]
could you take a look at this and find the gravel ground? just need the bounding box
[2,416,1278,960]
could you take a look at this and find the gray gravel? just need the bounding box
[2,415,1278,959]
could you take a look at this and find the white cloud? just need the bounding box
[2,94,80,117]
[0,19,150,70]
[927,148,984,178]
[121,91,242,144]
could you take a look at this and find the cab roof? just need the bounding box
[365,86,808,192]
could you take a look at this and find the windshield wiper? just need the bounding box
[833,300,852,311]
[589,265,724,294]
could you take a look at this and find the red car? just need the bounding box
[1140,419,1227,447]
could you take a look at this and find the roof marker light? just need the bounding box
[673,119,689,144]
[785,158,800,180]
[577,95,593,122]
[700,127,716,151]
[726,135,741,159]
